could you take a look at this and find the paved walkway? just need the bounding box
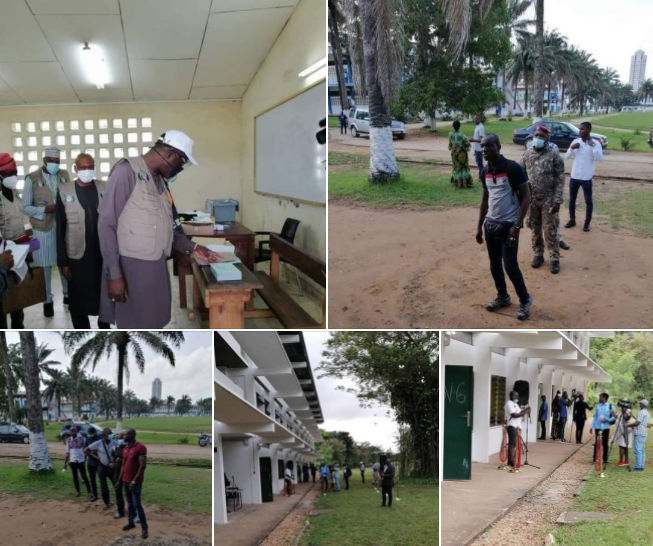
[442,430,592,546]
[214,481,317,546]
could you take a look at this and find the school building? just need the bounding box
[442,331,612,480]
[213,330,323,525]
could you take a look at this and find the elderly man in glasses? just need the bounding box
[98,130,219,328]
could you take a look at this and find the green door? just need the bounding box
[260,457,273,502]
[444,366,474,480]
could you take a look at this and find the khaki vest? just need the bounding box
[116,157,173,261]
[26,168,71,231]
[59,178,106,260]
[0,190,26,240]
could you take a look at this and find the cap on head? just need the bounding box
[0,153,16,173]
[640,399,649,408]
[158,130,197,166]
[43,147,61,159]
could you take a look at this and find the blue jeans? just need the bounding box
[569,178,593,226]
[474,151,483,180]
[124,482,148,531]
[633,434,646,469]
[43,266,68,303]
[484,220,529,304]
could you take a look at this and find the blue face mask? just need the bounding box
[532,137,545,149]
[45,162,60,175]
[117,439,125,446]
[108,433,114,441]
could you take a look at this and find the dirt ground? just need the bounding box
[260,484,320,546]
[0,495,210,545]
[328,203,653,329]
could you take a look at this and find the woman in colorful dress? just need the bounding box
[448,120,474,188]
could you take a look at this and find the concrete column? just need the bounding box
[214,434,227,525]
[473,346,491,463]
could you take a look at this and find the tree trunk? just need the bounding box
[560,81,566,113]
[19,332,53,473]
[547,79,552,116]
[532,0,545,119]
[524,76,529,114]
[116,341,127,433]
[328,1,349,113]
[1,332,16,424]
[361,0,399,183]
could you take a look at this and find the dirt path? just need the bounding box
[260,484,320,546]
[471,442,594,545]
[328,204,653,329]
[0,495,210,545]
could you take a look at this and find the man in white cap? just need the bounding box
[98,130,219,328]
[629,398,650,471]
[22,147,70,317]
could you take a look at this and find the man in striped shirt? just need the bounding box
[629,399,650,471]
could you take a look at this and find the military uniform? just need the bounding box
[521,146,564,261]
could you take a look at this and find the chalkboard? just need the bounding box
[255,81,326,204]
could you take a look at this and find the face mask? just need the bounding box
[77,169,95,183]
[532,137,545,149]
[166,164,183,182]
[1,175,18,190]
[164,174,178,185]
[118,439,125,446]
[107,433,114,441]
[45,162,60,175]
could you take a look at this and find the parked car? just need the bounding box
[348,107,406,139]
[512,121,608,151]
[0,423,30,444]
[59,421,103,442]
[198,433,212,447]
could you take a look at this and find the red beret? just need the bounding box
[535,125,550,135]
[0,153,16,173]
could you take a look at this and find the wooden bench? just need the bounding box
[252,234,325,328]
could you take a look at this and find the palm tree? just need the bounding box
[0,333,16,424]
[19,332,53,472]
[508,34,535,114]
[532,0,544,119]
[360,0,404,183]
[61,332,184,432]
[501,0,534,111]
[149,396,161,413]
[42,369,69,420]
[442,0,495,60]
[329,0,350,113]
[638,79,653,103]
[175,394,192,415]
[94,378,117,420]
[166,395,175,415]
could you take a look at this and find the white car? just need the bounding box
[348,107,406,139]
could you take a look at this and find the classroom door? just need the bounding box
[259,457,273,502]
[444,366,474,480]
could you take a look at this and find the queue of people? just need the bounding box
[63,426,149,539]
[317,458,396,507]
[0,131,221,329]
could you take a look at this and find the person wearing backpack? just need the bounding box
[590,393,616,467]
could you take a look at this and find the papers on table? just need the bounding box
[210,262,242,282]
[206,244,241,264]
[214,223,226,230]
[4,240,30,282]
[179,210,213,225]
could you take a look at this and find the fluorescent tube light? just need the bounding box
[298,57,326,78]
[81,42,109,89]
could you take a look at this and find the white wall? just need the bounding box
[214,435,227,525]
[222,438,260,505]
[239,0,326,259]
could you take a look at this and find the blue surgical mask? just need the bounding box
[532,138,545,149]
[108,433,114,441]
[45,162,60,175]
[118,439,125,446]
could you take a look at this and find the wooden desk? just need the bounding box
[175,222,256,309]
[191,259,263,328]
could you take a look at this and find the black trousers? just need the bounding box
[344,475,349,489]
[485,221,529,304]
[97,464,112,505]
[507,426,518,466]
[569,178,593,225]
[551,414,559,439]
[87,462,99,498]
[71,313,111,329]
[381,483,393,506]
[539,419,546,439]
[575,419,586,443]
[113,467,125,515]
[594,429,610,464]
[361,470,365,483]
[0,302,24,329]
[311,472,316,483]
[69,461,90,494]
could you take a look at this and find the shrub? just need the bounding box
[634,128,642,135]
[178,436,189,444]
[620,137,635,151]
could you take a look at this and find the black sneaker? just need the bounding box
[517,295,532,321]
[122,523,136,531]
[559,240,570,250]
[583,224,591,232]
[142,530,149,539]
[63,296,69,305]
[531,255,544,268]
[565,219,576,228]
[43,302,54,317]
[550,260,560,274]
[485,295,511,312]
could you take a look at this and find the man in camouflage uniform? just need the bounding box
[521,126,565,274]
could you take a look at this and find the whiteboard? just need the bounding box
[255,82,326,204]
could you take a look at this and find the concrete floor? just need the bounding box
[214,482,315,546]
[15,262,321,329]
[441,428,592,546]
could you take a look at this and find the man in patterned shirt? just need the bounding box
[629,399,650,471]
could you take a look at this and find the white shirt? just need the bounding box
[284,467,292,479]
[565,138,603,180]
[473,123,485,152]
[504,400,522,428]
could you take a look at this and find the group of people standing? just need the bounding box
[315,458,395,507]
[63,426,149,539]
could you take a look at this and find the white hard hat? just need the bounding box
[158,129,197,166]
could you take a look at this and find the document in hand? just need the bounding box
[4,241,30,282]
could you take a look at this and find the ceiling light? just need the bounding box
[81,42,109,89]
[298,57,327,79]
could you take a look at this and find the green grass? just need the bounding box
[301,472,437,546]
[329,152,481,207]
[595,185,653,238]
[328,116,340,127]
[0,461,211,514]
[592,112,653,132]
[94,416,212,434]
[552,434,653,544]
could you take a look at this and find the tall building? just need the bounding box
[629,49,647,91]
[152,378,162,400]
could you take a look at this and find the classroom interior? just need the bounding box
[0,0,326,329]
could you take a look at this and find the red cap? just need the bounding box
[535,125,550,135]
[0,153,16,173]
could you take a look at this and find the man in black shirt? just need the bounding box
[476,134,533,320]
[380,456,395,507]
[572,393,593,444]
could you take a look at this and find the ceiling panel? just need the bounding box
[211,0,298,12]
[131,59,196,100]
[26,0,119,15]
[193,7,294,87]
[35,14,132,93]
[189,84,247,100]
[76,87,134,103]
[0,1,55,62]
[0,62,78,103]
[120,0,211,60]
